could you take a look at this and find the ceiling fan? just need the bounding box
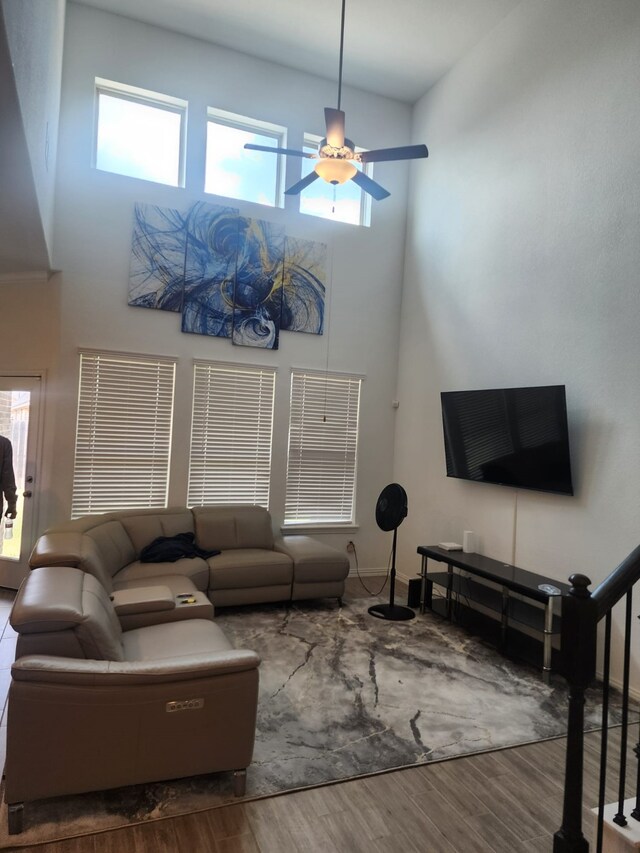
[244,0,428,201]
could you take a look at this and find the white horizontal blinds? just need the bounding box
[188,363,276,507]
[71,352,176,518]
[285,371,361,524]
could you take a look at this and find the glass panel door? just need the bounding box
[0,376,41,589]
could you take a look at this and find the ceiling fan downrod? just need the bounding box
[336,0,346,110]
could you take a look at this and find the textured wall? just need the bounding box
[2,0,65,256]
[396,0,640,682]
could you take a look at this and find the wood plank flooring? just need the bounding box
[0,580,634,852]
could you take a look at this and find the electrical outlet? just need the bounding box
[346,541,355,553]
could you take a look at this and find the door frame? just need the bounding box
[0,370,46,589]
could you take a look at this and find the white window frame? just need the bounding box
[71,350,177,518]
[206,107,287,208]
[187,361,276,508]
[284,369,362,529]
[94,77,188,187]
[300,132,373,227]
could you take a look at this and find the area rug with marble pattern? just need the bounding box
[0,591,623,848]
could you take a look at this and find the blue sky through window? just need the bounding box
[96,93,183,186]
[94,84,371,224]
[205,123,280,207]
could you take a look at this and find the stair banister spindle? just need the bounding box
[596,611,612,853]
[613,590,633,826]
[631,616,640,823]
[632,733,640,822]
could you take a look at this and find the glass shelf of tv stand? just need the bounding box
[425,571,562,634]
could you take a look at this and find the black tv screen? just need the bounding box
[441,386,574,496]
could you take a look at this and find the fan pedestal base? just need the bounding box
[368,603,416,622]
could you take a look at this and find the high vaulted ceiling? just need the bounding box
[74,0,521,103]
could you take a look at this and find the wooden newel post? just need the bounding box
[554,573,598,853]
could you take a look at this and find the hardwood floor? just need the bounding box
[0,580,633,852]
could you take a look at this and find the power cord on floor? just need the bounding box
[350,540,391,597]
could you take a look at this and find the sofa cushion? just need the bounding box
[85,520,136,580]
[115,557,209,591]
[12,567,124,661]
[193,505,274,552]
[117,508,195,556]
[275,535,350,584]
[79,573,125,660]
[208,549,293,591]
[121,619,232,661]
[112,574,197,596]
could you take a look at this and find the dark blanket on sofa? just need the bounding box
[140,532,220,563]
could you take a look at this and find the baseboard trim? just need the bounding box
[348,569,416,581]
[602,675,640,704]
[348,567,387,578]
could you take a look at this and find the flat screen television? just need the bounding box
[441,385,574,495]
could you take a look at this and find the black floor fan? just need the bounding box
[368,483,416,622]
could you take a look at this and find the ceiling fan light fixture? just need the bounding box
[244,0,428,200]
[314,158,358,185]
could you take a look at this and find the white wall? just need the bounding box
[396,0,640,681]
[44,2,414,569]
[1,0,65,259]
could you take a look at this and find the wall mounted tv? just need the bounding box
[441,385,574,496]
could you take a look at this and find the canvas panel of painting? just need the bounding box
[128,203,188,311]
[181,201,240,338]
[281,237,326,334]
[231,217,285,350]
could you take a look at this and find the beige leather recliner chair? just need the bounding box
[4,567,261,835]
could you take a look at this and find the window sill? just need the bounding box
[280,523,359,535]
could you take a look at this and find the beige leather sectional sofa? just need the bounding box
[29,504,350,610]
[5,566,260,834]
[4,505,349,833]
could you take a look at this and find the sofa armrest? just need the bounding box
[29,532,85,569]
[110,586,175,616]
[11,650,261,686]
[274,535,348,567]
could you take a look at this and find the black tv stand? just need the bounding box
[416,546,570,680]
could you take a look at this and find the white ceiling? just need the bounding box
[73,0,521,103]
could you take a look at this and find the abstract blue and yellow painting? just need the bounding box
[232,218,285,350]
[282,237,326,334]
[127,201,327,349]
[128,203,188,311]
[181,202,240,338]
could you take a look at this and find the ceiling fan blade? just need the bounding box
[324,107,345,148]
[358,144,429,164]
[244,143,313,158]
[351,170,390,200]
[285,171,321,196]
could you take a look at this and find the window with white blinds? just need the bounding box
[71,351,176,518]
[188,362,276,508]
[285,371,362,525]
